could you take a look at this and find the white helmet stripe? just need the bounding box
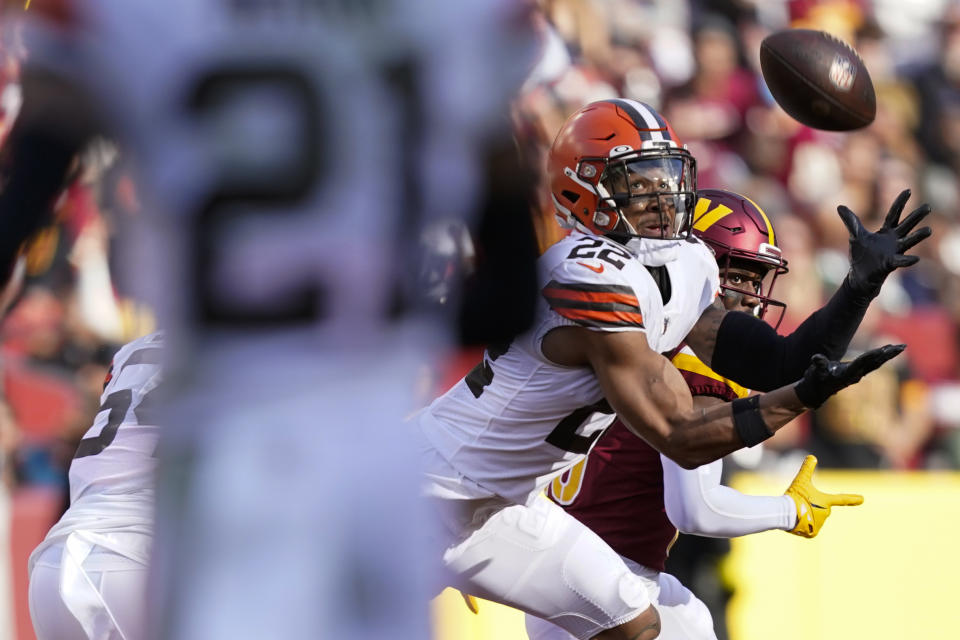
[594,180,619,212]
[551,194,590,232]
[614,99,666,141]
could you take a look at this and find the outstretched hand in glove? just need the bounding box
[838,189,932,299]
[785,455,863,538]
[794,343,906,409]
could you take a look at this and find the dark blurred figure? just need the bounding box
[910,6,960,173]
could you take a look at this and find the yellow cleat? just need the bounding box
[461,591,479,614]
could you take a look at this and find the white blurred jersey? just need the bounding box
[10,4,538,638]
[29,332,164,572]
[420,231,719,505]
[13,0,535,372]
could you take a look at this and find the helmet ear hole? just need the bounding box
[578,162,600,179]
[561,190,581,203]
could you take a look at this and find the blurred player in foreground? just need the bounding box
[416,99,927,639]
[1,1,539,639]
[526,189,863,640]
[29,332,163,640]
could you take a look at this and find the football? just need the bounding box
[759,29,875,131]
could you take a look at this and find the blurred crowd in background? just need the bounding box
[2,0,960,638]
[516,0,960,477]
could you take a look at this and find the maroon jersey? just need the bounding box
[548,345,749,571]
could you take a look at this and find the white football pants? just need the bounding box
[152,347,434,640]
[423,453,654,640]
[524,556,717,640]
[29,541,149,640]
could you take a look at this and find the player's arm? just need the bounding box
[685,190,931,391]
[657,359,862,538]
[660,395,796,537]
[582,328,796,468]
[545,325,904,469]
[661,432,863,538]
[0,66,101,282]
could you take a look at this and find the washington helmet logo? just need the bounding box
[828,55,856,92]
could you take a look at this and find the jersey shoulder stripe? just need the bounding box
[119,345,163,372]
[542,280,638,305]
[542,280,643,328]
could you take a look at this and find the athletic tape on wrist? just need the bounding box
[732,395,773,447]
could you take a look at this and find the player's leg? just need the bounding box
[29,545,87,640]
[525,602,661,640]
[651,571,717,640]
[525,559,715,640]
[597,610,661,639]
[441,496,655,640]
[526,612,578,640]
[154,351,432,640]
[95,559,151,639]
[616,559,716,640]
[29,543,149,640]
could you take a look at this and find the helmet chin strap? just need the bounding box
[623,236,682,266]
[619,214,640,236]
[613,204,681,266]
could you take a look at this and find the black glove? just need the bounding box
[838,189,932,299]
[794,344,906,409]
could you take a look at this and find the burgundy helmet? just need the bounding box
[692,189,789,327]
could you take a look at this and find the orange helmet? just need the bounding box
[693,189,789,327]
[547,99,697,243]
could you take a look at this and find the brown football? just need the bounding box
[759,29,875,131]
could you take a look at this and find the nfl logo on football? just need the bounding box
[829,55,856,92]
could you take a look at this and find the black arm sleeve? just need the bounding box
[710,278,871,391]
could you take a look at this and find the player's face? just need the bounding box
[602,158,687,238]
[719,264,769,314]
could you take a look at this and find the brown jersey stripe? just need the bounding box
[544,279,636,295]
[543,279,640,311]
[555,307,644,327]
[543,286,639,307]
[544,294,641,314]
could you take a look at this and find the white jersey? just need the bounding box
[12,0,534,371]
[28,332,164,571]
[11,4,538,639]
[420,231,719,505]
